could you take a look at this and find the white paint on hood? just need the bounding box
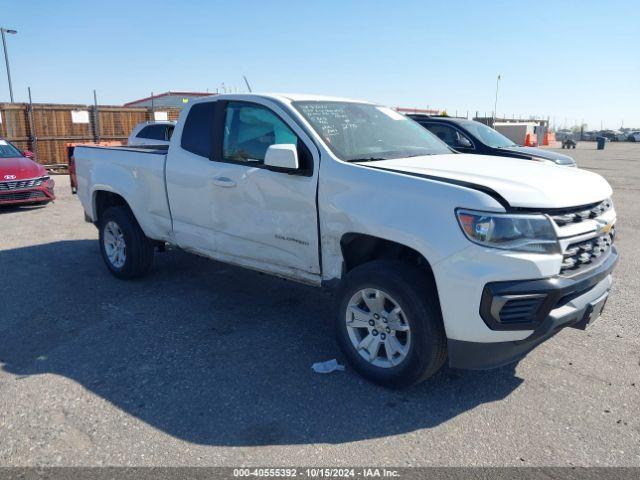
[366,154,612,209]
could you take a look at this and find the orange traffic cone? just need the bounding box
[525,133,536,146]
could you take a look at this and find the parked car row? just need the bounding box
[549,128,640,143]
[73,93,617,389]
[627,131,640,142]
[582,130,639,142]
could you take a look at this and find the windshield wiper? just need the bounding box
[348,157,387,163]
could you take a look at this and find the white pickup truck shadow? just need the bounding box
[0,240,522,446]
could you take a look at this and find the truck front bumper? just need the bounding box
[448,246,618,370]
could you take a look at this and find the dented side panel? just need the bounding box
[316,157,506,281]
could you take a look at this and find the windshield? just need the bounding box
[293,101,451,161]
[0,140,23,159]
[462,122,517,148]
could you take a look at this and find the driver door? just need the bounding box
[208,99,321,280]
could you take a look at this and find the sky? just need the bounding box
[0,0,638,129]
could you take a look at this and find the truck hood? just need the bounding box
[498,146,576,165]
[363,154,611,209]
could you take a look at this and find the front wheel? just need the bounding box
[335,261,447,389]
[99,206,154,279]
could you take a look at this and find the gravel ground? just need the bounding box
[0,142,638,466]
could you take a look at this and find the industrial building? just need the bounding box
[123,91,214,108]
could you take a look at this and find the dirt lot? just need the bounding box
[0,142,638,466]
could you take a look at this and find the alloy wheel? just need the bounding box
[345,288,412,368]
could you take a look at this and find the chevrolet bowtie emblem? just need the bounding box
[599,222,614,234]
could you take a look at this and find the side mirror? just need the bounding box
[457,136,473,149]
[23,150,34,159]
[264,144,299,171]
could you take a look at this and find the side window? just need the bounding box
[424,124,473,149]
[136,125,151,139]
[136,125,168,141]
[181,102,216,157]
[223,102,298,164]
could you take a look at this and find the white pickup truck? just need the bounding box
[75,93,618,388]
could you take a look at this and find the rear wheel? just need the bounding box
[335,261,447,389]
[99,206,154,279]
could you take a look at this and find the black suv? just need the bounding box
[408,115,576,167]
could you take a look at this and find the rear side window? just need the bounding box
[136,124,170,141]
[181,102,216,157]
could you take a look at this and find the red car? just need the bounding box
[0,139,55,206]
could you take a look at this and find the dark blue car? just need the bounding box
[408,115,576,167]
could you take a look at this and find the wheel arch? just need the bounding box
[92,189,133,224]
[339,233,439,295]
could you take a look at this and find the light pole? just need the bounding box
[1,27,18,103]
[493,74,501,125]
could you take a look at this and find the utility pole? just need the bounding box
[493,74,501,125]
[1,27,17,102]
[243,76,252,92]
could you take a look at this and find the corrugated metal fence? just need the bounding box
[0,103,182,169]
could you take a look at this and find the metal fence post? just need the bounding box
[26,86,40,162]
[149,91,154,121]
[93,89,100,143]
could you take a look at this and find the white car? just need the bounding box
[74,94,618,388]
[127,121,176,146]
[628,131,640,142]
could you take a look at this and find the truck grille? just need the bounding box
[561,230,615,274]
[0,177,46,191]
[549,199,612,226]
[0,191,47,201]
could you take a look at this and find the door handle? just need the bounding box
[212,176,236,188]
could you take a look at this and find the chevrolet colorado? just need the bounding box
[74,94,618,388]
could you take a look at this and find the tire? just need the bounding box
[335,260,447,389]
[99,206,154,279]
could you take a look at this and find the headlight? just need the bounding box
[456,209,559,254]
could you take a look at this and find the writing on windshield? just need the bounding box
[293,101,451,161]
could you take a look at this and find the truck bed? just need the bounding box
[74,143,172,242]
